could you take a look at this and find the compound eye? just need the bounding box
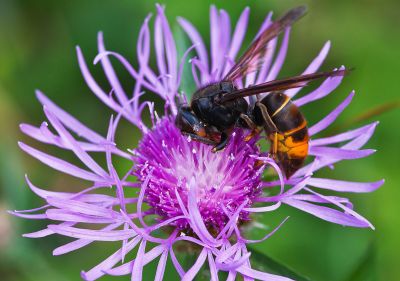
[175,107,206,137]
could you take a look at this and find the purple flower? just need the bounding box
[11,4,383,281]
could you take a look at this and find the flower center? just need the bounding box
[133,117,263,230]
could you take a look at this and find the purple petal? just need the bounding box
[286,41,331,98]
[18,142,104,182]
[81,236,141,280]
[295,123,377,177]
[226,247,241,281]
[104,245,165,276]
[45,209,116,224]
[97,32,130,109]
[36,91,105,143]
[187,179,218,246]
[294,66,345,107]
[217,9,231,78]
[136,173,152,227]
[208,250,219,281]
[223,7,250,75]
[156,4,177,85]
[216,243,239,264]
[48,224,136,241]
[154,250,168,281]
[289,194,352,207]
[304,187,374,228]
[170,247,185,277]
[255,37,277,85]
[310,122,378,147]
[244,201,281,213]
[53,222,122,256]
[282,198,370,227]
[309,146,375,160]
[177,17,209,71]
[131,239,146,281]
[23,221,75,238]
[343,122,377,149]
[44,108,109,179]
[76,47,120,111]
[243,217,289,244]
[237,265,294,281]
[210,5,220,75]
[307,177,384,193]
[218,253,251,271]
[182,248,208,281]
[265,28,290,81]
[20,123,130,159]
[94,50,157,93]
[46,197,117,218]
[8,211,47,219]
[309,91,355,136]
[24,176,118,206]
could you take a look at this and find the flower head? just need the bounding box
[12,4,383,281]
[134,117,263,231]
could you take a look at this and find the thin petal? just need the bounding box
[46,197,117,218]
[170,247,185,277]
[243,217,289,244]
[104,245,165,276]
[81,236,141,281]
[23,222,75,238]
[310,122,378,147]
[208,250,219,281]
[44,108,109,179]
[131,240,147,281]
[282,198,370,227]
[97,32,130,108]
[182,248,208,281]
[265,28,290,81]
[237,265,294,281]
[244,201,281,213]
[53,222,122,255]
[18,142,104,182]
[36,91,105,143]
[309,146,375,160]
[307,177,384,193]
[76,47,120,110]
[294,66,345,107]
[286,41,331,98]
[309,91,355,136]
[187,178,218,246]
[177,17,209,70]
[223,7,250,76]
[154,250,168,281]
[47,224,135,241]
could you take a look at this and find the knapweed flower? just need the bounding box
[12,5,383,281]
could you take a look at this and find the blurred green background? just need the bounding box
[1,0,399,280]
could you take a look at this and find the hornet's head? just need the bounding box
[175,105,221,144]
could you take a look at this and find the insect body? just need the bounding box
[253,92,309,178]
[175,6,346,178]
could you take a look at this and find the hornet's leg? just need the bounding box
[239,113,262,142]
[255,102,279,156]
[212,131,229,152]
[182,132,217,146]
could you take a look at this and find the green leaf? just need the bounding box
[343,242,376,281]
[173,25,197,101]
[248,246,312,281]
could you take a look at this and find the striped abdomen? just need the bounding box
[260,92,309,178]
